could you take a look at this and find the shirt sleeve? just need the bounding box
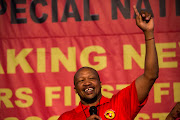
[111,80,148,119]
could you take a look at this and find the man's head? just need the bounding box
[74,67,102,104]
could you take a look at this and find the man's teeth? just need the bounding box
[85,88,93,92]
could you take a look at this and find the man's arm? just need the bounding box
[133,6,159,104]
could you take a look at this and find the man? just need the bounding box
[166,102,180,120]
[58,5,159,120]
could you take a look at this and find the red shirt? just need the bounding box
[58,81,147,120]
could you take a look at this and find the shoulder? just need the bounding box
[58,109,76,120]
[110,81,136,103]
[115,81,136,96]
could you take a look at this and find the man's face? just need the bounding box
[74,68,102,103]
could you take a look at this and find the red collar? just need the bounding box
[75,96,110,113]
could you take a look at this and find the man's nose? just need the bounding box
[83,79,92,86]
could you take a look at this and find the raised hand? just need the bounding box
[133,5,154,33]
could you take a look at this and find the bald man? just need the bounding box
[58,6,159,120]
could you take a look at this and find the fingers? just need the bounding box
[133,5,152,23]
[133,5,140,16]
[133,5,154,31]
[140,10,152,23]
[133,5,142,24]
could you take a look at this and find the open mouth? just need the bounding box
[85,88,94,92]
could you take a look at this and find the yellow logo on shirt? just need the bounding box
[104,109,115,119]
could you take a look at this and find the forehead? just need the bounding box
[75,68,98,78]
[74,67,100,85]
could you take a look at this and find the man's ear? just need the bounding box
[100,81,102,88]
[74,87,77,93]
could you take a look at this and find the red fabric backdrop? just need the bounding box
[0,0,180,120]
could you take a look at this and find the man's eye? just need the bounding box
[79,79,84,82]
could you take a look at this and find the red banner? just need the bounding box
[0,0,180,120]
